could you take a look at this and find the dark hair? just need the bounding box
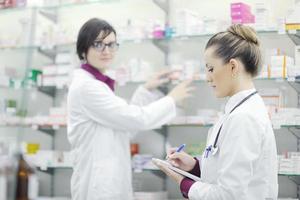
[205,24,261,77]
[76,18,116,60]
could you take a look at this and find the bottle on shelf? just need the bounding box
[130,143,139,156]
[0,161,7,200]
[15,154,38,200]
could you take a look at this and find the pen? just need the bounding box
[165,144,186,159]
[176,144,186,153]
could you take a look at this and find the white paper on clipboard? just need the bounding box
[152,158,201,182]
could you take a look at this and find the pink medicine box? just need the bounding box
[231,2,251,14]
[232,14,255,24]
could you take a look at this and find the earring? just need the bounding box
[81,58,87,64]
[81,54,87,64]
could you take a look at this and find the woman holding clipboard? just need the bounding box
[153,24,278,200]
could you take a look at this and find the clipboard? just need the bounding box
[152,158,201,181]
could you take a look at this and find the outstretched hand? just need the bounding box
[144,70,180,90]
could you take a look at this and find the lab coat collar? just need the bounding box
[81,63,115,91]
[225,88,257,114]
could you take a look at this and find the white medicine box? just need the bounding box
[295,46,300,65]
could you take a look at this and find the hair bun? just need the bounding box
[227,24,259,45]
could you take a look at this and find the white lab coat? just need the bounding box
[188,89,278,200]
[67,69,176,200]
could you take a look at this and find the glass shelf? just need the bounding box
[37,166,72,174]
[115,77,292,86]
[35,197,71,200]
[0,30,286,51]
[169,30,279,40]
[0,76,293,92]
[168,124,213,127]
[0,124,67,131]
[137,170,296,175]
[0,45,38,50]
[36,124,66,135]
[1,115,300,131]
[38,166,72,170]
[94,30,281,44]
[137,169,300,179]
[281,125,300,128]
[0,85,66,96]
[168,123,300,129]
[0,86,23,90]
[255,77,287,81]
[44,0,120,9]
[192,77,291,83]
[41,29,282,45]
[3,122,300,130]
[0,6,33,14]
[0,124,24,128]
[278,173,300,176]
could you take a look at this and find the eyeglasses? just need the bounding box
[92,41,119,52]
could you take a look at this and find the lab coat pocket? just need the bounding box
[91,159,122,198]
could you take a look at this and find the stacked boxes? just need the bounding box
[48,107,67,126]
[271,108,300,128]
[41,52,73,88]
[270,55,294,78]
[254,3,273,30]
[25,150,73,169]
[131,154,156,172]
[285,1,300,31]
[42,64,72,88]
[231,2,255,24]
[256,88,282,120]
[175,9,202,36]
[278,152,300,175]
[23,106,67,127]
[259,48,299,79]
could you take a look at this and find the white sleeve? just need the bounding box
[130,85,165,106]
[189,113,263,200]
[80,81,176,132]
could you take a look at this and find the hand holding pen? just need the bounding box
[166,144,186,159]
[167,144,197,171]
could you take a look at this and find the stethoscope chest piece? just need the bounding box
[211,146,219,155]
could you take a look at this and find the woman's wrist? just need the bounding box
[188,158,200,177]
[187,158,197,171]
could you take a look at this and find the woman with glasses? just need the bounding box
[67,18,194,200]
[154,24,278,200]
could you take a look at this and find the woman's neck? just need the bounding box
[229,78,255,97]
[87,63,105,74]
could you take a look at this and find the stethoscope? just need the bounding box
[204,91,258,158]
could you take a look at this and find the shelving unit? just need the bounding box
[0,3,67,198]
